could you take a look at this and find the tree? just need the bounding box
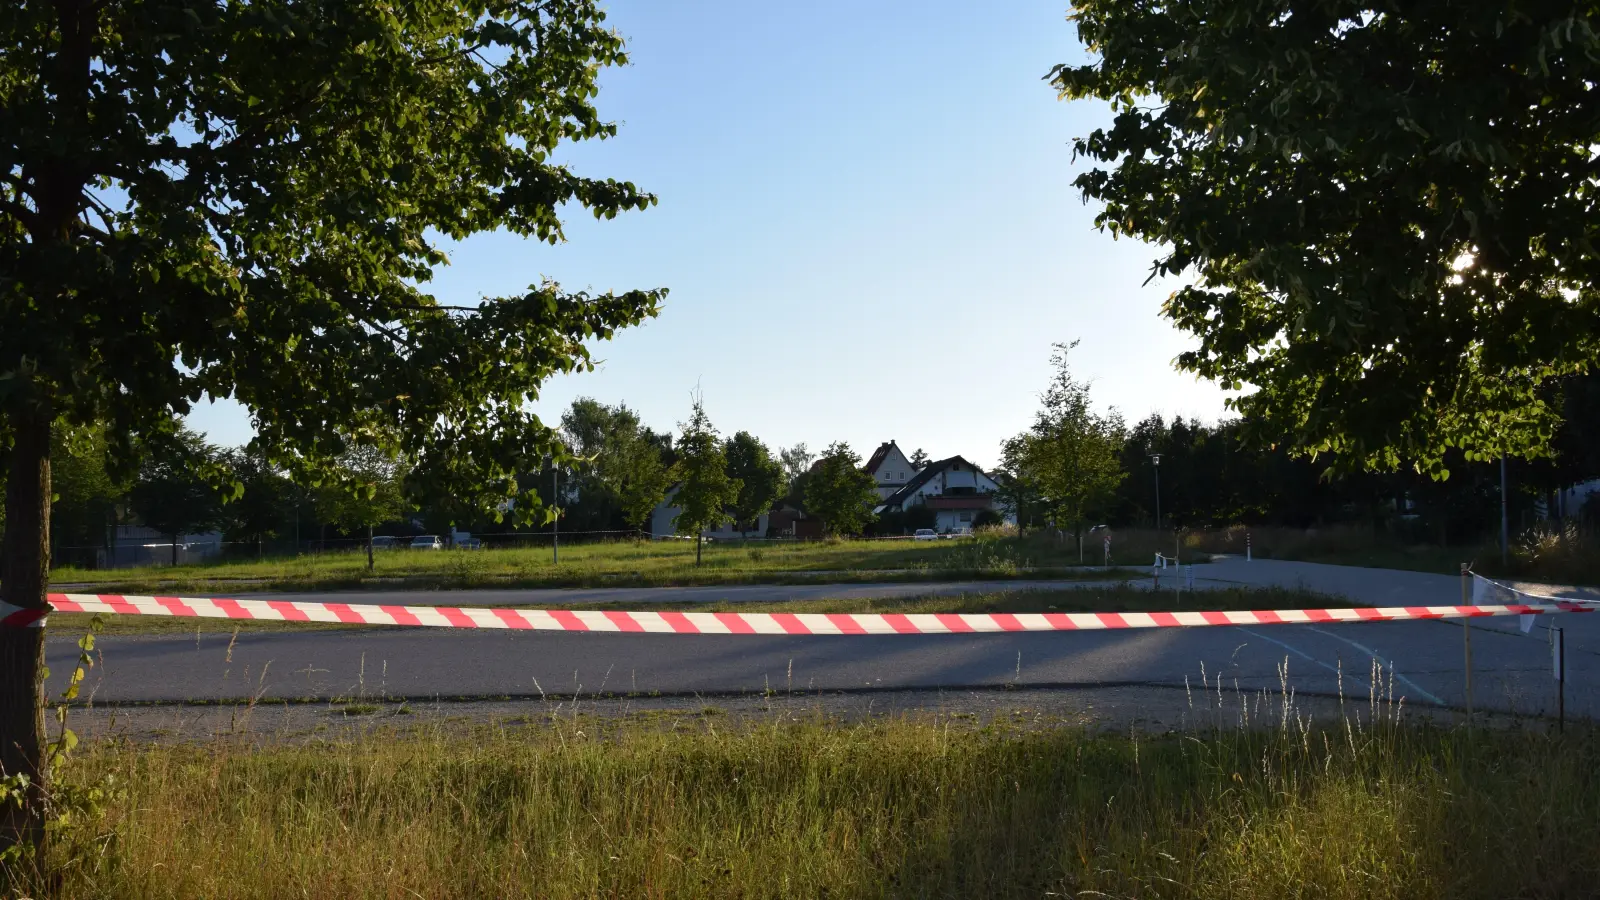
[222,448,294,559]
[0,0,661,853]
[669,397,740,565]
[314,445,408,571]
[1052,2,1600,476]
[1001,343,1125,552]
[803,443,879,537]
[909,448,930,469]
[49,425,125,569]
[560,398,671,535]
[723,432,785,534]
[779,444,815,487]
[615,433,671,538]
[127,428,225,566]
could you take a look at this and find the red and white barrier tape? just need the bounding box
[0,592,1589,634]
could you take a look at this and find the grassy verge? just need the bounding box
[46,585,1339,636]
[48,530,1190,594]
[26,710,1600,898]
[1187,523,1600,584]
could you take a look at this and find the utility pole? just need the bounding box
[1500,457,1509,568]
[1149,453,1162,531]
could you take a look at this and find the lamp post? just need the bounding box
[1149,453,1162,531]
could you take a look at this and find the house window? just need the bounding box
[959,512,973,523]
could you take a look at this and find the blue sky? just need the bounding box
[186,0,1230,468]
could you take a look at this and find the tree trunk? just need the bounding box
[0,405,53,859]
[696,532,703,566]
[366,524,374,572]
[170,532,179,567]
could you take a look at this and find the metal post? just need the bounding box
[1500,457,1509,568]
[1246,531,1252,562]
[1460,563,1473,720]
[1555,625,1565,733]
[1150,454,1162,531]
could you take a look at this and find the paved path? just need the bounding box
[51,560,1597,720]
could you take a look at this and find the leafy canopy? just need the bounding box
[999,342,1125,531]
[126,427,224,541]
[313,445,408,536]
[2,0,663,518]
[560,398,670,532]
[1052,1,1600,476]
[803,443,879,537]
[723,431,785,531]
[668,397,739,538]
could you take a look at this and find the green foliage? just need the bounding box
[313,445,407,537]
[667,397,739,539]
[126,427,227,552]
[778,444,815,488]
[803,442,878,536]
[220,448,298,549]
[1,0,663,527]
[559,398,670,532]
[1052,1,1600,475]
[722,431,784,531]
[972,508,1005,529]
[1000,342,1125,533]
[49,424,126,561]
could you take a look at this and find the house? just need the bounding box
[873,455,1012,533]
[649,484,770,540]
[863,440,919,500]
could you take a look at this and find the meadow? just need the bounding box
[49,529,1191,594]
[20,695,1599,899]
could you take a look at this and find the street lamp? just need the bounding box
[1149,453,1162,531]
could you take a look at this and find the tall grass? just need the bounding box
[1517,520,1600,585]
[24,686,1600,899]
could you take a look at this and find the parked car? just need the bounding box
[913,528,938,541]
[370,536,400,550]
[410,535,444,550]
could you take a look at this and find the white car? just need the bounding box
[410,535,444,550]
[913,528,938,541]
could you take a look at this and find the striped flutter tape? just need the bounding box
[0,592,1589,634]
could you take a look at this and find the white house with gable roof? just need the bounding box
[862,440,919,500]
[872,453,1012,533]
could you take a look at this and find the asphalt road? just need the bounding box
[50,559,1599,718]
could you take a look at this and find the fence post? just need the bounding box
[1246,531,1252,562]
[1460,563,1473,721]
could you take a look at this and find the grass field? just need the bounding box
[22,700,1600,899]
[49,529,1190,594]
[46,584,1339,636]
